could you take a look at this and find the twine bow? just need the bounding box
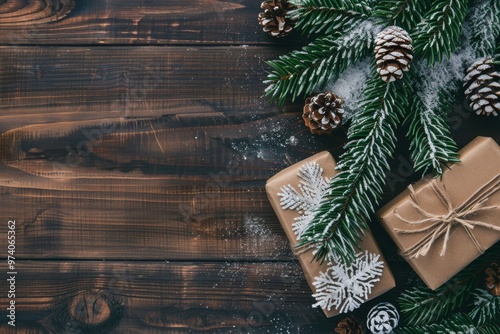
[393,174,500,259]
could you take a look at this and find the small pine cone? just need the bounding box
[366,302,399,334]
[374,26,413,82]
[303,92,344,135]
[335,316,363,334]
[485,260,500,296]
[258,0,295,38]
[463,58,500,116]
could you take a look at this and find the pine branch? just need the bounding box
[479,324,500,334]
[297,72,412,264]
[288,0,372,37]
[412,0,469,64]
[397,284,474,326]
[373,0,431,30]
[467,0,500,57]
[469,289,500,326]
[396,313,474,334]
[397,314,500,334]
[405,86,460,176]
[397,243,500,326]
[264,20,376,105]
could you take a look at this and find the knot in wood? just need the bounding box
[69,291,111,326]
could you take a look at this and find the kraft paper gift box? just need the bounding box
[266,151,395,317]
[377,137,500,290]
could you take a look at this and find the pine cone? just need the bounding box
[485,260,500,296]
[303,92,344,135]
[374,26,413,82]
[366,302,399,334]
[335,316,363,334]
[258,0,295,38]
[463,58,500,116]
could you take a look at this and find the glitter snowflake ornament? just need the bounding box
[312,251,384,314]
[278,161,330,239]
[366,302,399,334]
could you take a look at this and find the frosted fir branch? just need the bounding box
[469,289,500,326]
[288,0,373,37]
[412,0,469,64]
[406,93,460,175]
[395,313,478,334]
[312,251,384,313]
[264,19,378,105]
[300,73,412,265]
[405,45,474,175]
[373,0,431,30]
[467,0,500,57]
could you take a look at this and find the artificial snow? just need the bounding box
[417,24,478,113]
[327,59,371,120]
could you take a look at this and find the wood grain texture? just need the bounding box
[1,0,500,331]
[0,0,75,26]
[0,260,337,333]
[0,0,303,45]
[0,45,302,132]
[0,112,343,260]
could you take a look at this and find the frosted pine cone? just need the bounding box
[335,316,363,334]
[464,58,500,116]
[258,0,295,38]
[366,302,399,334]
[303,92,344,135]
[374,26,413,82]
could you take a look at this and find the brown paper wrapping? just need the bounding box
[377,137,500,290]
[266,151,395,317]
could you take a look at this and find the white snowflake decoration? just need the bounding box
[277,161,385,313]
[277,161,330,239]
[312,251,384,314]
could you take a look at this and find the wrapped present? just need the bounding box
[377,137,500,290]
[266,151,395,317]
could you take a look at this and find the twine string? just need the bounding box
[393,174,500,259]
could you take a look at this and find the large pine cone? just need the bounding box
[374,26,413,82]
[335,316,363,334]
[485,260,500,296]
[303,92,344,135]
[258,0,295,38]
[464,58,500,116]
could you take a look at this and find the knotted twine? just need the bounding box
[393,174,500,259]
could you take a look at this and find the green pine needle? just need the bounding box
[468,0,500,57]
[397,243,500,326]
[373,0,431,30]
[264,23,375,105]
[469,289,500,326]
[406,87,460,176]
[396,313,500,334]
[288,0,372,37]
[397,284,474,326]
[412,0,469,64]
[297,72,412,264]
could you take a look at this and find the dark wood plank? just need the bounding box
[0,0,302,45]
[0,112,343,260]
[0,260,336,333]
[0,45,302,133]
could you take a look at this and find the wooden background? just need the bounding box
[0,0,499,333]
